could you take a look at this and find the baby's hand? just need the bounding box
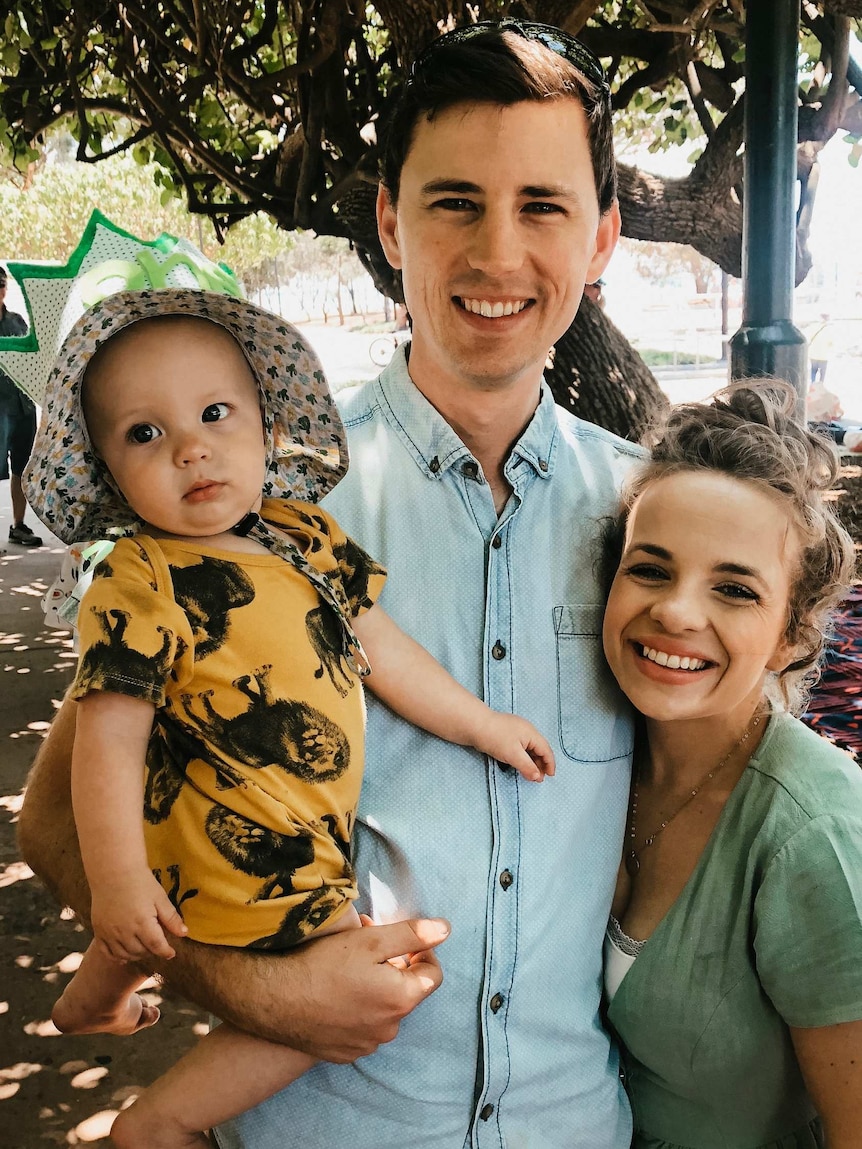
[480,713,556,782]
[90,871,188,964]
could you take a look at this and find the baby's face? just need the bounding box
[83,316,267,542]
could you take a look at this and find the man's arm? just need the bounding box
[18,697,449,1060]
[18,698,86,912]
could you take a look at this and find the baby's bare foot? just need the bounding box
[52,987,160,1036]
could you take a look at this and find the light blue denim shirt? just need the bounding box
[217,347,641,1149]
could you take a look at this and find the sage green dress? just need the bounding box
[606,711,862,1149]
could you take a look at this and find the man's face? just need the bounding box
[377,98,620,398]
[0,280,7,309]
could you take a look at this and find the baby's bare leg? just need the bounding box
[53,942,160,1036]
[110,905,362,1149]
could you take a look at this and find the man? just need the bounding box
[19,21,639,1147]
[0,266,43,547]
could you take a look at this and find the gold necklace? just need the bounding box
[624,714,762,878]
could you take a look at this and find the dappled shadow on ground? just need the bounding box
[0,546,208,1147]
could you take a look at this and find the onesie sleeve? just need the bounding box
[753,813,862,1027]
[302,504,387,618]
[69,538,195,707]
[330,522,387,618]
[261,498,387,616]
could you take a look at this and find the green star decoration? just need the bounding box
[0,209,242,402]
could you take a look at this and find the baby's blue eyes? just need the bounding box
[202,402,230,422]
[129,423,160,444]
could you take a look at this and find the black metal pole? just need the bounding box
[729,0,807,403]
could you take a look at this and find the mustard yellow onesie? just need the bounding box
[69,499,386,950]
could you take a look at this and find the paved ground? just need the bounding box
[0,499,208,1148]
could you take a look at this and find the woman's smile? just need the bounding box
[633,641,712,673]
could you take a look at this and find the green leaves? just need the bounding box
[0,146,296,286]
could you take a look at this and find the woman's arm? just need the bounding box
[791,1020,862,1147]
[353,604,554,780]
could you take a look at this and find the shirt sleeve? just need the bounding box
[69,539,195,707]
[753,813,862,1027]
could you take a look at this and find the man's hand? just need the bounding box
[91,869,187,963]
[169,916,450,1061]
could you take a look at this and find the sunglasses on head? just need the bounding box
[409,19,610,97]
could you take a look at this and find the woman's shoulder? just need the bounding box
[748,710,862,823]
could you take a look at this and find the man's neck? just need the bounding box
[414,376,542,513]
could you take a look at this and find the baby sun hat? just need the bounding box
[25,287,348,539]
[25,287,370,675]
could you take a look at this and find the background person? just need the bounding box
[0,265,43,547]
[808,313,833,385]
[602,381,862,1148]
[19,22,637,1148]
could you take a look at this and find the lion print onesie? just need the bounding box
[69,498,386,950]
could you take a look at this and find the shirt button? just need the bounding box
[491,535,502,549]
[491,642,506,660]
[462,460,479,480]
[499,869,514,889]
[480,1103,494,1121]
[429,456,440,473]
[539,458,548,472]
[489,992,504,1013]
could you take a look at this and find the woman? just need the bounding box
[601,381,862,1148]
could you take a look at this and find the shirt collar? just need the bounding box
[373,344,558,482]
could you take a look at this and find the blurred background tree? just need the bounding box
[1,1,860,436]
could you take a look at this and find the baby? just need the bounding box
[25,289,554,1148]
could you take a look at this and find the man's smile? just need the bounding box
[456,296,532,317]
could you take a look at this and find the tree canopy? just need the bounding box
[1,1,861,436]
[0,147,300,282]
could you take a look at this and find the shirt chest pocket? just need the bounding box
[554,604,634,763]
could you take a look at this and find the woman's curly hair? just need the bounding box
[607,379,857,713]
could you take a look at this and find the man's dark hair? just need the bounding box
[380,25,617,215]
[0,267,7,288]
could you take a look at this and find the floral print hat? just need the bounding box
[25,287,348,543]
[25,288,371,675]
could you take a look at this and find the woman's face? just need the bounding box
[602,470,800,727]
